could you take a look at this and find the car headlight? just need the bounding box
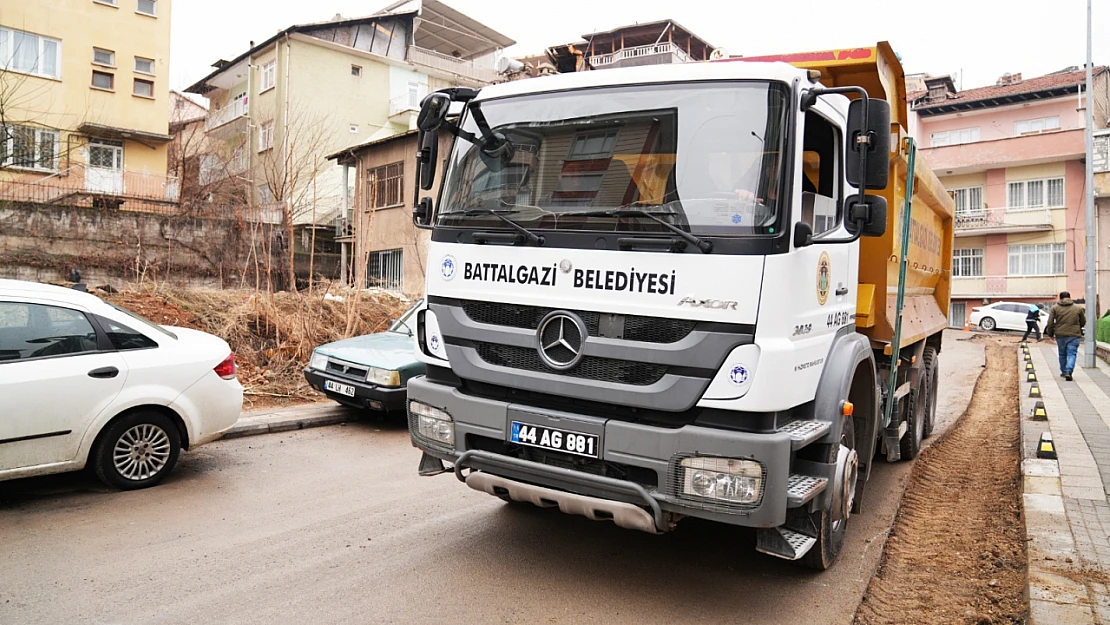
[411,401,454,447]
[680,457,763,505]
[367,367,401,387]
[309,351,328,371]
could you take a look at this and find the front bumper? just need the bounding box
[407,376,798,530]
[303,368,407,411]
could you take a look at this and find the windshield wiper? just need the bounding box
[462,209,544,246]
[571,209,712,253]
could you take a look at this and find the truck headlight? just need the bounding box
[680,457,763,505]
[367,367,401,387]
[411,401,454,446]
[309,351,328,371]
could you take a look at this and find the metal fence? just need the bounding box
[0,166,182,215]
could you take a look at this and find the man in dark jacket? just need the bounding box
[1045,291,1087,381]
[1021,305,1043,342]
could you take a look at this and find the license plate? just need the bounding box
[324,379,356,397]
[510,421,599,458]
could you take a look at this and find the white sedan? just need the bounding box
[969,301,1047,333]
[0,279,243,489]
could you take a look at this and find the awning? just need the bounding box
[78,122,173,144]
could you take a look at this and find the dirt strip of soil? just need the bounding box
[854,342,1027,625]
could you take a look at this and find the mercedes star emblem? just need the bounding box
[536,311,587,370]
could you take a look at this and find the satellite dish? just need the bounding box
[497,57,525,74]
[709,47,728,60]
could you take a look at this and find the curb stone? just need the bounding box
[222,403,362,439]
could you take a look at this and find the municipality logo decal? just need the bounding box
[440,255,457,281]
[429,334,440,351]
[729,365,749,386]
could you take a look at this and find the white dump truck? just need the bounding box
[405,43,954,569]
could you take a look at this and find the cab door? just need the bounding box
[0,300,126,472]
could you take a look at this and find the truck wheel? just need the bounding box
[899,374,927,459]
[922,347,939,437]
[800,414,855,570]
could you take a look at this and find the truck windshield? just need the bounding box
[437,81,790,237]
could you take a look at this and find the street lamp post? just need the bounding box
[1084,0,1097,368]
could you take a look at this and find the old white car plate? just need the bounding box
[510,421,599,458]
[324,379,356,397]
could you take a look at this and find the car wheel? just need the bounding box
[92,411,181,490]
[979,316,996,331]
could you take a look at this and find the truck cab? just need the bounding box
[406,44,952,570]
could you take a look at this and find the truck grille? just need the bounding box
[460,300,695,344]
[475,342,667,386]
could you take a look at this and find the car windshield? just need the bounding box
[104,301,177,339]
[388,300,422,335]
[437,81,790,237]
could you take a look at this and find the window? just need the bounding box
[367,162,404,208]
[93,47,115,66]
[351,64,362,77]
[258,183,274,204]
[368,249,404,292]
[0,303,98,362]
[950,186,984,215]
[801,110,841,236]
[0,124,59,170]
[1015,116,1060,136]
[952,248,984,277]
[133,78,153,98]
[95,316,157,350]
[94,0,119,5]
[258,120,274,152]
[91,70,114,90]
[1008,243,1065,276]
[136,0,156,15]
[260,60,276,92]
[567,131,618,160]
[930,127,979,147]
[134,56,154,74]
[0,27,61,79]
[349,124,358,133]
[1007,177,1065,209]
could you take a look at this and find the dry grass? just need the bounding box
[102,284,410,408]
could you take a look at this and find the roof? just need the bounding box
[326,129,419,162]
[917,66,1108,116]
[377,0,514,59]
[580,19,713,49]
[0,279,104,308]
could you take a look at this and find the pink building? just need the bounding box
[913,67,1110,327]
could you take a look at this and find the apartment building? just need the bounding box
[0,0,175,208]
[914,67,1110,327]
[184,1,513,257]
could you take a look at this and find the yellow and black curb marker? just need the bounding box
[1032,401,1048,421]
[1024,352,1032,362]
[1030,383,1042,398]
[1026,362,1035,371]
[1037,432,1057,459]
[1027,371,1038,383]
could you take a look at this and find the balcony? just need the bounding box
[587,42,691,69]
[921,129,1084,175]
[206,94,249,132]
[0,165,181,214]
[389,93,420,127]
[407,46,497,85]
[954,207,1054,236]
[953,275,1067,298]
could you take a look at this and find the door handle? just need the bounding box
[88,366,119,379]
[835,287,849,296]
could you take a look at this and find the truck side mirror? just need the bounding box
[413,197,433,227]
[844,194,887,238]
[417,92,451,131]
[846,99,891,190]
[419,129,439,191]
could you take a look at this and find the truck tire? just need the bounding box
[922,346,939,437]
[800,414,855,570]
[899,374,927,459]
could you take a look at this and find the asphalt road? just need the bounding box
[0,331,985,625]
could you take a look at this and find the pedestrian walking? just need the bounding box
[1021,305,1043,342]
[1045,291,1086,381]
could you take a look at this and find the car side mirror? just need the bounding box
[417,92,451,131]
[846,98,891,190]
[417,129,439,191]
[413,197,433,227]
[793,222,813,248]
[844,194,887,238]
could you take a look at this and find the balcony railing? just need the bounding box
[389,93,420,118]
[207,94,249,131]
[408,46,497,84]
[588,42,691,68]
[953,275,1067,298]
[0,165,181,214]
[954,207,1053,235]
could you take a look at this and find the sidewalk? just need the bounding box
[1021,341,1110,623]
[223,402,363,439]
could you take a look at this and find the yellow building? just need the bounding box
[0,0,174,207]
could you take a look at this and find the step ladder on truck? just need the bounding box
[405,42,955,570]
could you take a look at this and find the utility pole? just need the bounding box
[1084,0,1097,368]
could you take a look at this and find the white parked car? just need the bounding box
[0,279,243,489]
[969,301,1047,333]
